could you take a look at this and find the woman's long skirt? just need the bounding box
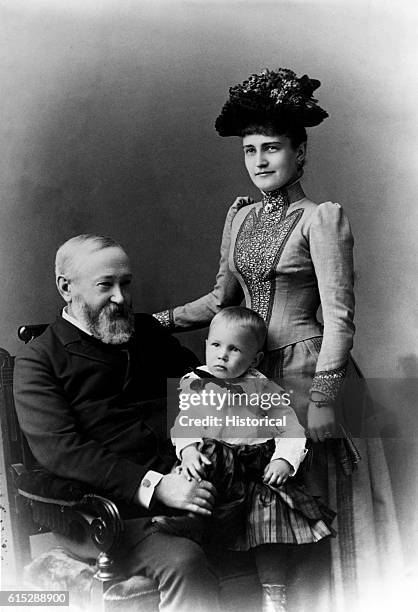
[260,338,403,612]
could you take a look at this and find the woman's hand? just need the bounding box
[263,458,292,487]
[180,444,212,482]
[307,401,336,443]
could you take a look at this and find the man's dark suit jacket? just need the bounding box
[13,314,197,508]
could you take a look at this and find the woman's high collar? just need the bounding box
[261,180,305,212]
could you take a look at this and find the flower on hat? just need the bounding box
[215,68,328,136]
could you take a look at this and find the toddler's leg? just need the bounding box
[255,544,288,612]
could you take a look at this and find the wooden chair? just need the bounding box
[0,325,261,611]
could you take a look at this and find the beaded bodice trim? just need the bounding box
[234,182,305,325]
[261,180,305,213]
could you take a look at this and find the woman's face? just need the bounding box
[242,133,305,193]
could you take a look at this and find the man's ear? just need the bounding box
[56,275,72,304]
[251,351,264,369]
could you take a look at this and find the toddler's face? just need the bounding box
[205,319,262,379]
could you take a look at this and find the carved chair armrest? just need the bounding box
[15,467,124,565]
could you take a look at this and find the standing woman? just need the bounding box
[154,69,402,611]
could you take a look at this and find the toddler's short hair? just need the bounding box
[211,307,267,350]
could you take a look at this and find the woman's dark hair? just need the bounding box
[240,121,307,149]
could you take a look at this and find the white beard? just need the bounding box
[72,298,135,345]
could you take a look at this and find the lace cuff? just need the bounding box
[153,309,174,330]
[310,364,347,402]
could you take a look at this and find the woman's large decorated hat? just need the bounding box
[215,68,329,136]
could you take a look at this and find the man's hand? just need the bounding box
[181,444,212,481]
[307,401,336,443]
[153,472,216,516]
[263,458,292,487]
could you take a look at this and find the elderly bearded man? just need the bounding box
[13,234,220,612]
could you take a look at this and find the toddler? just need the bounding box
[155,307,335,612]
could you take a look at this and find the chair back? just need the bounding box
[0,326,48,583]
[18,325,49,344]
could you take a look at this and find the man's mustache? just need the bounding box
[105,303,133,318]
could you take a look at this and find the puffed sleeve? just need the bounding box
[308,202,355,401]
[153,199,251,330]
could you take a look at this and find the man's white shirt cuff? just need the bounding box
[137,470,163,508]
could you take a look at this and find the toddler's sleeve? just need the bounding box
[257,378,307,475]
[171,374,203,459]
